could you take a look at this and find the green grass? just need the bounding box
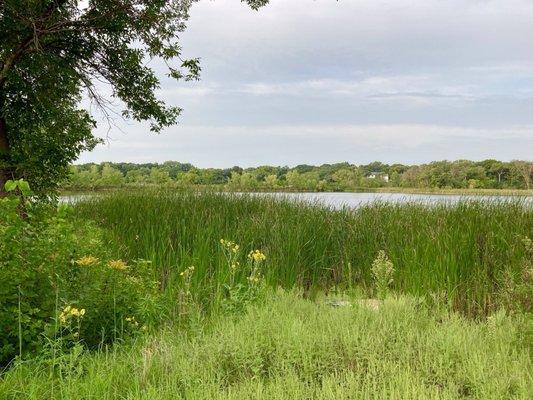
[72,190,532,315]
[1,290,530,399]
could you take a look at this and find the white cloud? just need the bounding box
[80,123,533,166]
[79,0,533,165]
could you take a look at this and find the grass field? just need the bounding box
[1,290,531,400]
[73,190,532,315]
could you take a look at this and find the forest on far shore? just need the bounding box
[66,159,532,191]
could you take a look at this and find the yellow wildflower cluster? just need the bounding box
[247,275,261,284]
[59,305,85,324]
[76,255,99,266]
[231,261,240,271]
[180,265,195,278]
[108,259,127,271]
[220,239,240,253]
[125,316,139,327]
[248,249,266,262]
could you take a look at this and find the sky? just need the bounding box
[78,0,533,167]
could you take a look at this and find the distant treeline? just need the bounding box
[65,160,532,191]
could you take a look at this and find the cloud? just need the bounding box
[78,0,533,165]
[79,123,533,166]
[239,76,477,102]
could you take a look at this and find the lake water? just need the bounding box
[236,191,532,209]
[62,191,532,210]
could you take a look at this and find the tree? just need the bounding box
[149,167,171,185]
[510,160,532,190]
[331,168,360,191]
[126,167,150,184]
[99,163,124,186]
[264,174,278,188]
[0,0,269,194]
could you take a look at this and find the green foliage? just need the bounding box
[0,185,159,366]
[0,291,530,399]
[4,178,31,196]
[0,1,270,194]
[74,190,532,316]
[64,159,533,192]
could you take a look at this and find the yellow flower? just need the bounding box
[180,265,195,278]
[231,261,240,270]
[59,305,85,324]
[248,250,266,262]
[108,259,127,270]
[76,255,99,266]
[220,239,240,251]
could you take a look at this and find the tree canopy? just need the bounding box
[0,0,268,194]
[66,159,533,191]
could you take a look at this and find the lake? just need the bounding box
[61,191,532,209]
[240,192,532,209]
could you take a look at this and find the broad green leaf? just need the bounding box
[4,180,16,192]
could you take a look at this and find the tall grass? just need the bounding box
[73,190,532,315]
[1,291,530,399]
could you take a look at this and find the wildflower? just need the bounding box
[220,239,240,253]
[59,305,86,324]
[76,255,99,266]
[180,265,195,277]
[231,261,240,271]
[125,316,139,327]
[247,275,261,284]
[248,250,266,262]
[108,259,127,270]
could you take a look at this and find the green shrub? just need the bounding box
[0,184,159,366]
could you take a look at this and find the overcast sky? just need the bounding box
[78,0,533,167]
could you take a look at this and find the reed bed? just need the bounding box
[73,190,532,315]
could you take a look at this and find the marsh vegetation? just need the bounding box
[1,189,531,399]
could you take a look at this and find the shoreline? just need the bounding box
[60,186,533,197]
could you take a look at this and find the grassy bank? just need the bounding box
[1,290,530,400]
[73,190,532,315]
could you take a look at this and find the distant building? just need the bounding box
[367,172,389,182]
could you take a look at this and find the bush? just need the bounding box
[0,183,159,366]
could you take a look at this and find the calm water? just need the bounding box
[61,191,532,209]
[237,191,532,209]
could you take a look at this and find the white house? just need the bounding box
[367,172,389,182]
